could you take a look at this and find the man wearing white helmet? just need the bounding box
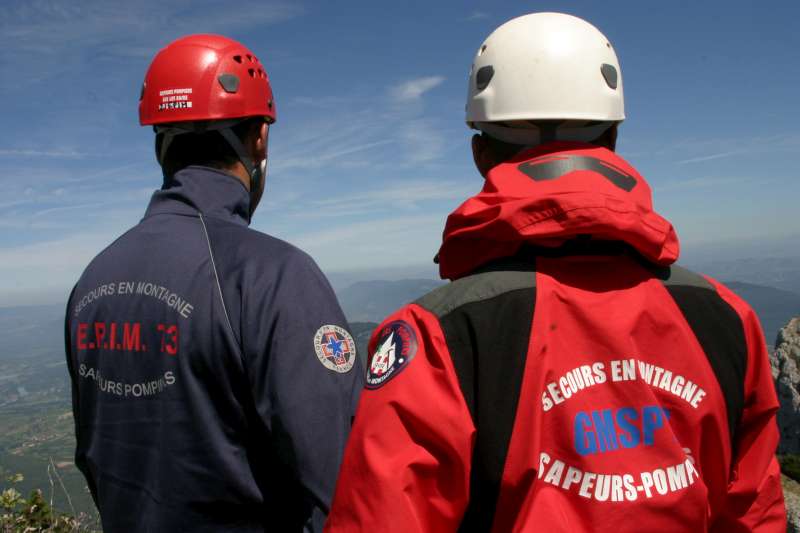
[326,13,786,532]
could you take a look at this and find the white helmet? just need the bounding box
[466,13,624,145]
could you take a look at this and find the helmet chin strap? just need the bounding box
[218,128,263,215]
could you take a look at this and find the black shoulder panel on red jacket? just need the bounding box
[416,263,537,533]
[656,265,747,447]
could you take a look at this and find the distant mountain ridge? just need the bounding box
[722,281,800,347]
[687,256,800,295]
[337,279,445,323]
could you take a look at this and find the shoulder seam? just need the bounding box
[415,270,537,317]
[658,265,714,291]
[198,213,243,353]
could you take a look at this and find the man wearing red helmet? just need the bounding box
[65,35,362,532]
[326,13,785,532]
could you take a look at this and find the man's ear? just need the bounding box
[253,122,268,160]
[472,133,495,179]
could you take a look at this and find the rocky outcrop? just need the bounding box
[773,318,800,530]
[784,475,800,533]
[772,317,800,454]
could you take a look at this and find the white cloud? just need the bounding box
[289,214,446,271]
[390,76,446,102]
[312,180,474,209]
[654,174,785,193]
[32,202,101,218]
[654,175,755,193]
[675,151,739,165]
[0,230,120,293]
[464,11,489,21]
[268,85,454,179]
[400,118,447,163]
[624,133,800,164]
[0,148,87,158]
[271,140,393,172]
[276,179,476,219]
[0,0,304,90]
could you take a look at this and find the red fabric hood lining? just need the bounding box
[437,143,680,280]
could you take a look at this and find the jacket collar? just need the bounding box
[143,165,251,226]
[437,142,680,280]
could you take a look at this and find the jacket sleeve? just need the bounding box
[243,250,363,533]
[64,286,99,505]
[711,281,787,531]
[325,304,475,533]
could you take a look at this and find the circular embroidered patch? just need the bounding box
[366,320,417,389]
[314,325,356,373]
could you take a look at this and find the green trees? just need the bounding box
[1,474,98,532]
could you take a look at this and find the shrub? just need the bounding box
[0,474,99,532]
[779,454,800,483]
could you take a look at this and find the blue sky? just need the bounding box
[0,0,798,305]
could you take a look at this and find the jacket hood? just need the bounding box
[437,142,680,280]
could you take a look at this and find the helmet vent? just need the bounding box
[475,65,494,92]
[600,64,618,89]
[246,54,253,62]
[478,44,487,56]
[233,55,243,63]
[248,68,256,78]
[218,73,240,93]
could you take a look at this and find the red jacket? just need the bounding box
[326,143,786,532]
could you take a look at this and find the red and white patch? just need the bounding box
[366,320,417,389]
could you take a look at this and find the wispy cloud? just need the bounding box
[390,76,446,102]
[400,118,448,162]
[625,133,800,164]
[654,175,757,193]
[0,0,303,90]
[0,148,87,158]
[270,80,452,177]
[293,179,476,218]
[32,202,101,218]
[289,214,446,271]
[314,180,472,207]
[271,140,393,172]
[0,7,460,280]
[676,150,739,165]
[464,11,489,21]
[0,229,122,292]
[654,173,791,193]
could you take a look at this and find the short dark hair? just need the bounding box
[156,117,262,178]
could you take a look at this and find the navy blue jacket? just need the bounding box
[65,166,363,532]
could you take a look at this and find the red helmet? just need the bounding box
[139,34,276,126]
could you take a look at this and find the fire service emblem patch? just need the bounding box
[314,325,356,373]
[366,320,417,389]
